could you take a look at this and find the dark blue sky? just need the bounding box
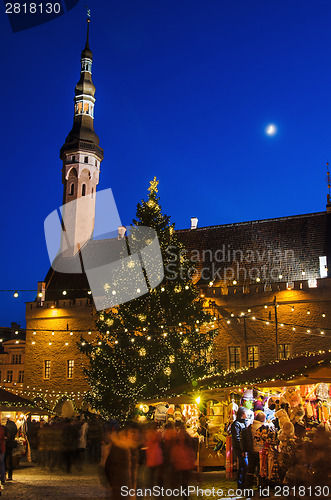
[1,0,330,326]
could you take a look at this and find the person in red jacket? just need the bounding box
[145,423,163,489]
[0,422,6,485]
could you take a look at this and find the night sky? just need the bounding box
[1,0,330,326]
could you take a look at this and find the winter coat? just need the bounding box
[145,431,163,467]
[105,432,132,489]
[244,420,265,452]
[231,418,247,454]
[78,422,89,449]
[0,425,6,454]
[5,420,17,452]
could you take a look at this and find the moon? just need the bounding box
[265,123,277,136]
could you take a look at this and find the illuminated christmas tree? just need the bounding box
[80,178,218,421]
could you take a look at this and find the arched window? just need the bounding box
[82,184,86,196]
[70,183,74,196]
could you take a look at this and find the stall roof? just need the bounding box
[140,352,331,405]
[0,388,49,413]
[198,351,331,391]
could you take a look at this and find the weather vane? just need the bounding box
[326,163,330,205]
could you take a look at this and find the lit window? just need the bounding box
[228,347,240,370]
[247,346,259,368]
[44,360,51,379]
[6,370,13,383]
[278,344,291,360]
[67,360,74,379]
[319,256,328,278]
[308,279,317,288]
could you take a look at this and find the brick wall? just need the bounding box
[24,299,96,408]
[205,278,331,370]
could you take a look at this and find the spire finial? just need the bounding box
[326,163,331,206]
[85,6,91,49]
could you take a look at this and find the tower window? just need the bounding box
[82,184,86,196]
[91,187,94,199]
[69,183,74,196]
[84,156,88,163]
[95,159,97,166]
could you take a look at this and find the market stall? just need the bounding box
[196,351,331,477]
[0,388,51,465]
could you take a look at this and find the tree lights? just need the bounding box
[78,179,218,421]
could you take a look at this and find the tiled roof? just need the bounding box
[177,212,328,284]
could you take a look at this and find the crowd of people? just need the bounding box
[103,421,197,499]
[25,414,104,473]
[4,396,331,498]
[230,404,331,493]
[6,413,198,498]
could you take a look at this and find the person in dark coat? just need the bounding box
[104,424,139,499]
[231,406,248,489]
[5,418,17,481]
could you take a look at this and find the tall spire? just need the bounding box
[60,17,103,161]
[59,18,104,256]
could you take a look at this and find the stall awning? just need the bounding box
[197,351,331,391]
[0,388,49,414]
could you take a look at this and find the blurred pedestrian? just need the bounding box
[5,417,17,481]
[0,420,6,485]
[170,424,196,499]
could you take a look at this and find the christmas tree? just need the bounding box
[80,178,218,421]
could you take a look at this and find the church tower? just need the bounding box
[59,19,104,256]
